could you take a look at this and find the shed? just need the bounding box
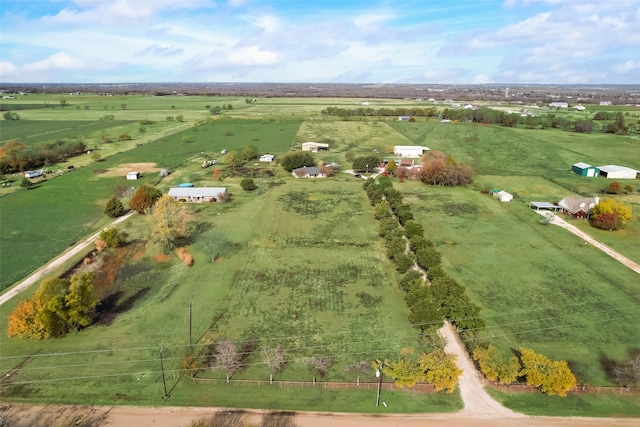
[571,162,600,177]
[597,165,638,179]
[393,145,430,158]
[126,171,140,180]
[24,171,43,179]
[494,190,513,202]
[302,142,329,152]
[398,116,411,121]
[259,154,275,162]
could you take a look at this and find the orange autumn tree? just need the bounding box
[7,273,98,339]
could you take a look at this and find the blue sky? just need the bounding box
[1,0,639,84]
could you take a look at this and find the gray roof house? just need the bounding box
[168,187,227,203]
[557,196,599,219]
[292,167,324,179]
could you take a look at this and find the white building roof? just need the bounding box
[168,187,226,198]
[597,165,638,174]
[572,162,593,169]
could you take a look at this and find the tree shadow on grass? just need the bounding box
[94,287,150,326]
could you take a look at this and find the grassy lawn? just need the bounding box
[486,388,640,417]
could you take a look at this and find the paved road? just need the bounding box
[0,211,135,306]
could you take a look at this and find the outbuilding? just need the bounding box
[168,187,227,203]
[393,145,430,158]
[493,190,513,202]
[302,142,329,152]
[571,162,600,177]
[259,154,275,162]
[24,171,43,179]
[597,165,638,179]
[126,171,140,180]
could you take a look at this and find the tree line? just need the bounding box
[0,139,87,174]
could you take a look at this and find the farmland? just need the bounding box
[1,94,639,415]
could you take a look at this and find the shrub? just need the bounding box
[117,134,132,141]
[240,178,257,191]
[605,181,622,194]
[99,227,126,248]
[176,247,194,266]
[103,196,125,218]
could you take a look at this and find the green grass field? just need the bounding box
[1,95,639,414]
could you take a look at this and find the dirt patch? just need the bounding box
[154,254,171,262]
[95,162,159,178]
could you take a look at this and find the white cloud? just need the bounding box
[23,52,87,72]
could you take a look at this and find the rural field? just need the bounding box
[1,94,639,416]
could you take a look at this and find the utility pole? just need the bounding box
[376,360,384,407]
[159,348,168,398]
[189,301,193,349]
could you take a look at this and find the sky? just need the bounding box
[1,0,639,84]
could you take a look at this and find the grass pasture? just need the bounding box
[402,182,640,386]
[0,120,134,144]
[0,179,443,411]
[1,95,639,415]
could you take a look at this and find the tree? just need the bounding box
[20,177,33,190]
[262,346,286,383]
[103,196,125,218]
[385,358,422,388]
[7,299,45,339]
[418,349,462,393]
[128,185,162,214]
[150,195,188,253]
[590,198,633,231]
[352,156,381,172]
[214,339,242,383]
[280,151,315,172]
[308,356,332,381]
[605,181,622,194]
[91,152,102,162]
[518,348,576,396]
[3,111,20,120]
[99,227,126,247]
[240,178,257,191]
[473,344,520,385]
[625,184,634,194]
[224,151,244,168]
[240,146,257,161]
[65,272,98,331]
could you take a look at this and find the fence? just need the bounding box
[491,383,640,396]
[191,377,436,393]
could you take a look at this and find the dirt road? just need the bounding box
[440,321,524,418]
[0,211,135,306]
[547,214,640,274]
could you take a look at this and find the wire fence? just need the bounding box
[191,377,437,392]
[490,383,640,396]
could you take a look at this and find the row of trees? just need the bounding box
[364,178,485,337]
[279,150,316,172]
[8,273,99,339]
[473,345,577,396]
[0,139,87,174]
[322,106,438,119]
